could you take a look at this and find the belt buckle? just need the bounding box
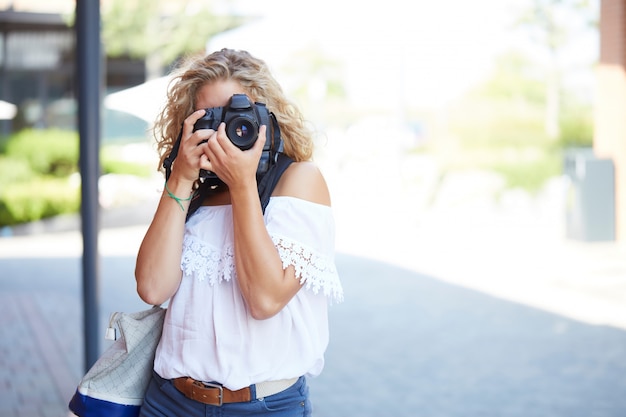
[200,381,223,406]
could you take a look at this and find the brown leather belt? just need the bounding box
[173,377,251,406]
[172,377,298,406]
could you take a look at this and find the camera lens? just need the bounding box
[226,116,258,150]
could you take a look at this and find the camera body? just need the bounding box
[193,94,280,183]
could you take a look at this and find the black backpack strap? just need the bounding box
[257,153,293,214]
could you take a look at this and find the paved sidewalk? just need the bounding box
[1,188,626,416]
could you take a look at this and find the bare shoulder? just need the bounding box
[272,161,331,206]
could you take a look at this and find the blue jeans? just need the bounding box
[139,371,312,417]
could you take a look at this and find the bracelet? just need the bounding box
[164,180,193,212]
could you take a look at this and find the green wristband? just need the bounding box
[164,180,193,212]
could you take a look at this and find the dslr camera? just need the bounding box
[194,94,282,183]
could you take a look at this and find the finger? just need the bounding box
[195,131,216,147]
[199,153,212,171]
[207,122,231,156]
[253,125,268,151]
[203,131,226,169]
[181,109,208,138]
[213,122,236,151]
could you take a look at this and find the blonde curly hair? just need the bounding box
[153,48,314,173]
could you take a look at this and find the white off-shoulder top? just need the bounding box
[153,196,343,391]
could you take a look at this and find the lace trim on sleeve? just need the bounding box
[180,234,343,303]
[272,235,344,303]
[181,235,235,285]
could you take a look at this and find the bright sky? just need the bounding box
[210,0,598,108]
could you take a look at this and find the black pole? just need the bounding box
[75,0,102,371]
[1,25,11,136]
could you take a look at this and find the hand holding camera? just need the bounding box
[193,94,282,184]
[164,94,283,187]
[199,121,267,188]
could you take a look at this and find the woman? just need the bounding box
[135,48,343,416]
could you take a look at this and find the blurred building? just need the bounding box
[0,1,144,134]
[596,0,626,241]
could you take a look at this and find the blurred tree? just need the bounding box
[477,50,545,104]
[463,48,593,149]
[101,0,244,78]
[516,0,596,140]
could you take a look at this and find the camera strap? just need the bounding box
[257,152,293,214]
[184,152,292,220]
[256,112,290,214]
[164,112,290,220]
[163,130,182,181]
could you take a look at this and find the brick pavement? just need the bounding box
[0,293,80,417]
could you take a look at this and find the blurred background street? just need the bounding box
[2,150,626,416]
[3,0,626,416]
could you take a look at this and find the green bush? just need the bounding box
[0,177,80,226]
[0,156,34,183]
[489,150,562,192]
[4,129,79,177]
[0,128,155,226]
[440,95,593,193]
[559,110,593,148]
[448,97,549,149]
